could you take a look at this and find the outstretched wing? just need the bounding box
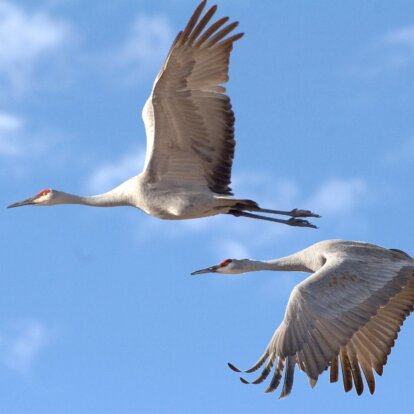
[234,253,414,398]
[141,0,242,194]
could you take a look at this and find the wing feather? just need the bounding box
[264,357,284,393]
[330,355,339,383]
[346,342,364,395]
[233,250,414,397]
[142,1,242,194]
[339,347,353,392]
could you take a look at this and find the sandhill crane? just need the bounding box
[192,240,414,398]
[7,1,319,228]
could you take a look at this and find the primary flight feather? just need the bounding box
[8,1,319,228]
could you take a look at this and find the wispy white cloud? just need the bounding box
[0,112,25,156]
[0,0,72,94]
[383,25,414,53]
[112,14,175,84]
[218,239,251,259]
[348,24,414,78]
[381,136,414,166]
[306,177,367,216]
[0,112,21,131]
[87,147,145,193]
[0,111,54,160]
[0,319,51,375]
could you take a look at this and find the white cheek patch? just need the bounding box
[34,193,52,205]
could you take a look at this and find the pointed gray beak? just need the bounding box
[7,196,36,208]
[191,265,220,275]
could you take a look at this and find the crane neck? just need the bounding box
[249,252,313,273]
[52,189,132,208]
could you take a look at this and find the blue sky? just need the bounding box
[1,0,414,412]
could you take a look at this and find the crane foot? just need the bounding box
[287,218,318,229]
[289,208,321,218]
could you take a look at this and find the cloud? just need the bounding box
[0,112,21,131]
[306,177,367,216]
[0,111,61,180]
[0,319,51,375]
[381,136,414,166]
[0,111,54,160]
[383,25,414,53]
[380,25,414,71]
[218,239,251,259]
[87,147,146,193]
[0,112,24,156]
[348,24,414,78]
[0,0,72,94]
[113,14,175,84]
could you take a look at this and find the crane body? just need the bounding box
[192,240,414,398]
[7,1,319,228]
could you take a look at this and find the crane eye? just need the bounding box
[219,259,233,267]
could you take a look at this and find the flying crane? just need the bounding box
[192,240,414,397]
[8,1,319,228]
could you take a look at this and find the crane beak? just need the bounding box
[7,196,36,208]
[191,265,219,275]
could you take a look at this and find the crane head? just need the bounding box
[191,258,246,275]
[8,188,54,208]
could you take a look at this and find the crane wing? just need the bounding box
[237,255,414,398]
[141,0,242,194]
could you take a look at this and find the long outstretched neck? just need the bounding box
[249,252,312,273]
[54,189,131,207]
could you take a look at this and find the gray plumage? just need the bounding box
[192,239,414,398]
[7,1,319,228]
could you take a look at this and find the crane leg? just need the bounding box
[228,210,318,228]
[250,207,321,218]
